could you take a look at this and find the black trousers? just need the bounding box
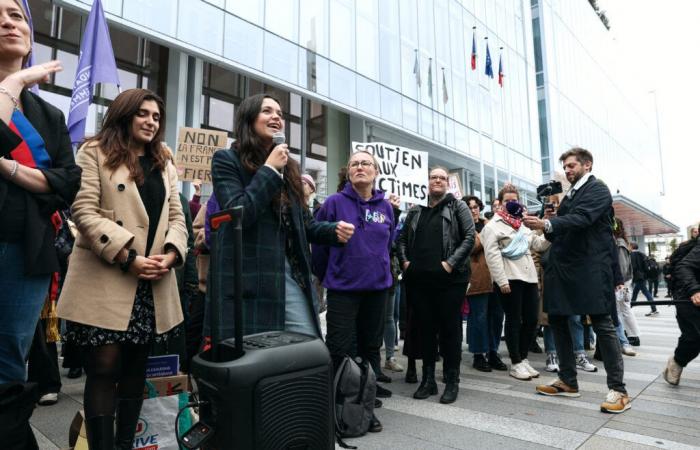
[406,279,467,372]
[495,280,539,364]
[674,302,700,367]
[550,314,626,393]
[326,289,387,374]
[648,279,659,297]
[27,320,61,395]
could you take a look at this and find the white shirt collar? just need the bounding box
[567,172,593,198]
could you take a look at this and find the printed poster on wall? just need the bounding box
[352,141,429,206]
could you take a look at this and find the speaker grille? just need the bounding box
[255,365,332,450]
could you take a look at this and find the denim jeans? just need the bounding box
[631,280,656,311]
[0,243,51,383]
[284,259,317,337]
[467,293,502,354]
[384,284,400,360]
[544,317,585,354]
[615,319,630,346]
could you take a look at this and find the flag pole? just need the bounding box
[415,49,420,132]
[429,57,434,139]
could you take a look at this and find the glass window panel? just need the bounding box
[400,44,419,100]
[32,42,52,64]
[178,0,223,54]
[123,0,178,36]
[110,28,140,64]
[204,0,225,7]
[225,0,264,24]
[58,7,82,45]
[53,49,77,89]
[356,77,380,117]
[419,104,433,139]
[330,0,355,69]
[101,69,138,100]
[299,0,328,56]
[378,0,400,91]
[290,122,302,149]
[263,32,299,85]
[224,14,263,70]
[379,87,401,125]
[402,97,418,132]
[290,93,302,117]
[329,62,355,107]
[468,128,480,158]
[208,65,245,97]
[265,0,299,42]
[355,1,378,80]
[208,97,234,132]
[455,122,468,154]
[27,0,54,37]
[313,55,330,97]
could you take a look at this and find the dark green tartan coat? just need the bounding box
[210,148,339,339]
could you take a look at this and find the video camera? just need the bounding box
[536,180,563,218]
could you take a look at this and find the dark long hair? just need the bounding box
[234,93,304,206]
[613,217,629,246]
[86,89,169,185]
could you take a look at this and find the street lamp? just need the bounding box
[649,89,666,196]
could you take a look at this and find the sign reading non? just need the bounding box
[352,142,429,206]
[175,127,228,183]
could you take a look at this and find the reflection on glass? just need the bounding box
[208,97,234,132]
[263,32,299,85]
[329,63,355,107]
[265,0,299,42]
[224,14,263,70]
[225,0,264,25]
[330,0,355,69]
[300,0,328,56]
[402,97,418,132]
[357,77,380,117]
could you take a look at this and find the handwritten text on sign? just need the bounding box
[352,142,429,206]
[175,127,228,183]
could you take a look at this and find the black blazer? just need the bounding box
[0,90,81,275]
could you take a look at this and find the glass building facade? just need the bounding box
[37,0,541,205]
[531,0,663,213]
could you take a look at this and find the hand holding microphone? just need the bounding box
[265,131,288,174]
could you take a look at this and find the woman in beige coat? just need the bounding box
[480,184,550,381]
[57,89,187,449]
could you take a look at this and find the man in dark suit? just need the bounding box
[629,243,657,314]
[523,148,630,414]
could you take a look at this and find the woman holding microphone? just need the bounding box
[211,93,353,340]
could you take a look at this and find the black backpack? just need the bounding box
[333,356,376,448]
[668,238,698,297]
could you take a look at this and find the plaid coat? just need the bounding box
[211,148,339,338]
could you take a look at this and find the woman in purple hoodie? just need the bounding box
[313,151,395,400]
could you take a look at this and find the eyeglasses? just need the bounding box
[429,175,447,181]
[468,205,480,210]
[349,160,375,169]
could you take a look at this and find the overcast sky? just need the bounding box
[599,0,700,234]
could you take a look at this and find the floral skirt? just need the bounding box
[64,280,180,346]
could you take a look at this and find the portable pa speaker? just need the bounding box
[189,207,334,450]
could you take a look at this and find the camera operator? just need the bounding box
[524,148,630,414]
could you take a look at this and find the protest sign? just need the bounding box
[175,127,228,183]
[447,172,463,199]
[352,141,429,206]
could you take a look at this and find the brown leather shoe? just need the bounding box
[536,379,581,397]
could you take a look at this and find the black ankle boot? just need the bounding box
[115,398,144,450]
[488,351,508,371]
[413,364,437,399]
[440,369,460,404]
[86,415,114,450]
[473,354,492,372]
[405,359,418,383]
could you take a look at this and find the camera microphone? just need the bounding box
[272,132,286,178]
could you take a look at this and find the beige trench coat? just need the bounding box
[57,143,188,334]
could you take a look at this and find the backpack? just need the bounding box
[333,356,376,448]
[646,258,659,277]
[668,238,699,296]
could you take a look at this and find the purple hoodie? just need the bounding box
[312,183,394,291]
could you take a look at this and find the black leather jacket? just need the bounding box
[397,195,475,283]
[674,240,700,301]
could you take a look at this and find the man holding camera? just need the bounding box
[524,148,630,414]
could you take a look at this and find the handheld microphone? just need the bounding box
[272,132,286,178]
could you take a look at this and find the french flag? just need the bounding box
[498,53,504,87]
[471,29,477,71]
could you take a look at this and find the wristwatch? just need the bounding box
[119,249,137,273]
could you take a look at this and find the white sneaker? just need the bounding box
[384,357,404,372]
[521,359,540,378]
[576,353,598,372]
[545,353,559,372]
[38,392,58,406]
[509,362,532,380]
[621,345,637,356]
[663,356,682,386]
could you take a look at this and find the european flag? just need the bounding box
[485,42,493,78]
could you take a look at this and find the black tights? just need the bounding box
[83,343,149,418]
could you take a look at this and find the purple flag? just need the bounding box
[67,0,120,145]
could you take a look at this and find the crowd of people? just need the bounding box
[2,1,700,448]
